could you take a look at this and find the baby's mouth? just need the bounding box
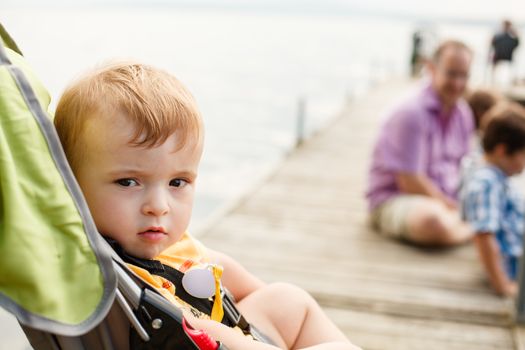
[138,227,167,242]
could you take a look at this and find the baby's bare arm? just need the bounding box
[207,248,265,301]
[184,312,278,349]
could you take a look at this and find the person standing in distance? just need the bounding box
[490,19,520,86]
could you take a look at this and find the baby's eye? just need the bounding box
[116,178,139,187]
[169,178,188,188]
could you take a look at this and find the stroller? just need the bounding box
[0,23,262,350]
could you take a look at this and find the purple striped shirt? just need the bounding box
[366,82,474,210]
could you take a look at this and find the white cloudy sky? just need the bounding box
[116,0,525,22]
[215,0,524,20]
[349,0,525,21]
[2,0,525,22]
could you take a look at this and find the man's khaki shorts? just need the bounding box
[370,195,428,239]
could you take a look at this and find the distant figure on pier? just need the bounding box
[461,103,525,297]
[489,20,520,87]
[366,40,475,247]
[410,30,424,77]
[409,27,438,77]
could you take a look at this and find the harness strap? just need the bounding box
[220,289,251,335]
[108,239,259,338]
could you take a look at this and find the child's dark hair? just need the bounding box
[466,89,499,130]
[482,103,525,155]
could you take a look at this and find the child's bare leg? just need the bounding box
[237,282,358,349]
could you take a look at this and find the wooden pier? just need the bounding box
[199,79,523,350]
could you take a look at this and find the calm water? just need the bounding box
[0,8,514,232]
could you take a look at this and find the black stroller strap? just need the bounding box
[106,239,262,339]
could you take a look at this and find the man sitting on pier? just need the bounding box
[366,40,474,247]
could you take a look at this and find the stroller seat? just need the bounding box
[0,23,235,350]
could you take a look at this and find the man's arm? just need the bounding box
[474,233,517,297]
[396,173,457,209]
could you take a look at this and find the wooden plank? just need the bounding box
[204,218,480,268]
[327,308,514,350]
[204,241,511,326]
[199,79,517,347]
[513,325,525,350]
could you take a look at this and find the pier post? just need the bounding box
[296,97,306,147]
[516,238,525,323]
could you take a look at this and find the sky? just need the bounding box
[161,0,525,23]
[2,0,525,23]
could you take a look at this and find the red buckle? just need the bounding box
[182,318,219,350]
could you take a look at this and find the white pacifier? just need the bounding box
[182,265,216,299]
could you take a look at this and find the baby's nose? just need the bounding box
[142,190,169,216]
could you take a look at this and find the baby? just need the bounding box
[54,61,360,350]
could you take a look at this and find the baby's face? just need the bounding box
[75,112,202,259]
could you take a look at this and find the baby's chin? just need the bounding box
[126,246,163,260]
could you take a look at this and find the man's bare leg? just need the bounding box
[405,198,473,246]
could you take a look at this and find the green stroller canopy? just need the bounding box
[0,24,116,336]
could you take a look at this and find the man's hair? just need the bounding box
[466,88,500,130]
[432,40,472,64]
[482,103,525,155]
[54,61,202,171]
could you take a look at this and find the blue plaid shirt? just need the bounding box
[461,165,524,263]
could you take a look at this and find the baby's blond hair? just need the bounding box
[54,61,202,171]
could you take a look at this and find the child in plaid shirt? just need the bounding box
[461,103,525,297]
